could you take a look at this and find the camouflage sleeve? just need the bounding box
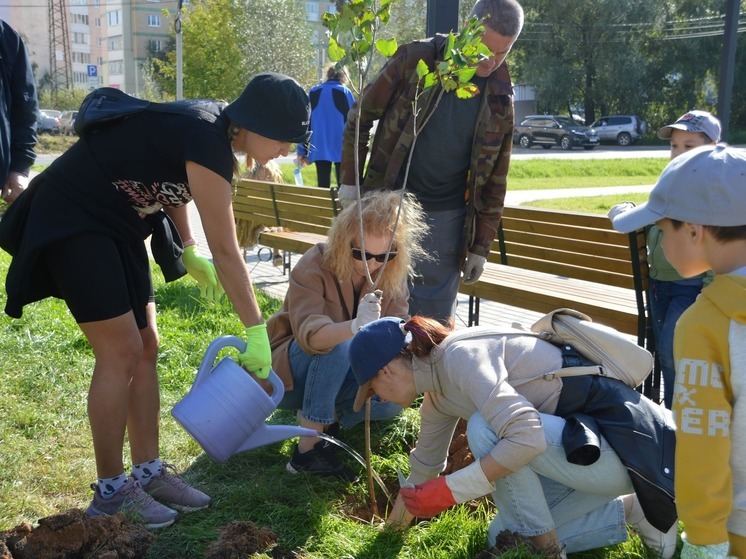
[470,101,513,256]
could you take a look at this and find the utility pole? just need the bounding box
[48,0,73,96]
[175,0,183,100]
[716,0,739,140]
[426,0,460,36]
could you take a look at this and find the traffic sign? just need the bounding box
[87,65,98,77]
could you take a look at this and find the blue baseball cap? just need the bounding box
[349,317,409,412]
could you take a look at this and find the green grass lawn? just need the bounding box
[280,157,667,191]
[0,250,677,558]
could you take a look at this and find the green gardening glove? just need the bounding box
[182,245,224,301]
[237,323,272,379]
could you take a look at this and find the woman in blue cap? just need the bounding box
[0,72,310,528]
[348,315,678,558]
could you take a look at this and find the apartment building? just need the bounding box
[3,0,178,96]
[4,0,340,94]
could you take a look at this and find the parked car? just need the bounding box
[513,115,599,150]
[590,115,647,146]
[59,110,79,136]
[37,109,61,134]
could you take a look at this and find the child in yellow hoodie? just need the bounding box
[611,144,746,559]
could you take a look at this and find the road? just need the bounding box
[35,144,669,169]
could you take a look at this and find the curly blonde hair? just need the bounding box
[323,190,428,299]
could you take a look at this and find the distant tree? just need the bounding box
[239,0,316,89]
[149,0,315,101]
[512,0,664,124]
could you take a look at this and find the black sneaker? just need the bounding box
[286,441,359,482]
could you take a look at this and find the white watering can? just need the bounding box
[172,336,317,464]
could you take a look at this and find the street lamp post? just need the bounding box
[175,0,183,100]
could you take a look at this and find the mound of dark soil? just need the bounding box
[474,530,566,559]
[0,509,155,559]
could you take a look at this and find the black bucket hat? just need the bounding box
[225,72,311,143]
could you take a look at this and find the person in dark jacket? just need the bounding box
[339,0,522,322]
[0,19,37,206]
[348,315,679,558]
[297,65,355,189]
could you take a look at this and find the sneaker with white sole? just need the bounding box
[86,476,177,529]
[628,493,678,559]
[143,462,211,512]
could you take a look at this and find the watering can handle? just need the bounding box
[193,335,246,388]
[192,336,286,403]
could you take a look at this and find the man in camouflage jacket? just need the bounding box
[339,0,522,322]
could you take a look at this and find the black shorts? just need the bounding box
[42,233,154,326]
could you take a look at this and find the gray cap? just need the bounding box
[610,144,746,233]
[657,110,721,143]
[224,72,311,143]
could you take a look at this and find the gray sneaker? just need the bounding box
[86,476,177,529]
[143,462,211,512]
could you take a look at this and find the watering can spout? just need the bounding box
[235,425,319,454]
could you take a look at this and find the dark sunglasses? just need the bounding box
[351,247,398,263]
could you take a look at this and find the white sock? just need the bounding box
[131,458,163,487]
[96,472,127,500]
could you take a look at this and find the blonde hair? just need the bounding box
[323,190,428,299]
[241,157,283,183]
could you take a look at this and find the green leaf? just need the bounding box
[444,33,455,60]
[328,37,345,62]
[456,84,479,99]
[423,73,437,89]
[457,67,477,83]
[416,59,429,79]
[375,38,398,58]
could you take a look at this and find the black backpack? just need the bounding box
[74,87,222,136]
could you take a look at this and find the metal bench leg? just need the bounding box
[468,296,480,326]
[282,250,291,276]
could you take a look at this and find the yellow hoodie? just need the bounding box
[673,273,746,557]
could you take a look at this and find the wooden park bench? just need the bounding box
[232,178,340,273]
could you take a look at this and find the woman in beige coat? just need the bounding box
[267,190,427,480]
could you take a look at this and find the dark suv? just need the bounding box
[590,115,646,146]
[513,115,599,150]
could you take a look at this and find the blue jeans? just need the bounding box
[279,339,402,429]
[408,206,466,322]
[467,412,631,553]
[649,277,703,408]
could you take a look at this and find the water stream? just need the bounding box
[316,432,392,503]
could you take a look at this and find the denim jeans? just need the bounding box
[467,412,631,553]
[408,206,466,322]
[649,277,703,408]
[279,339,402,429]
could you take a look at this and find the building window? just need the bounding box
[72,32,89,45]
[147,14,161,27]
[107,10,121,27]
[72,52,91,64]
[108,35,123,51]
[110,60,124,75]
[149,39,163,52]
[306,2,319,21]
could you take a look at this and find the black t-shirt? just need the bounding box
[47,110,234,214]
